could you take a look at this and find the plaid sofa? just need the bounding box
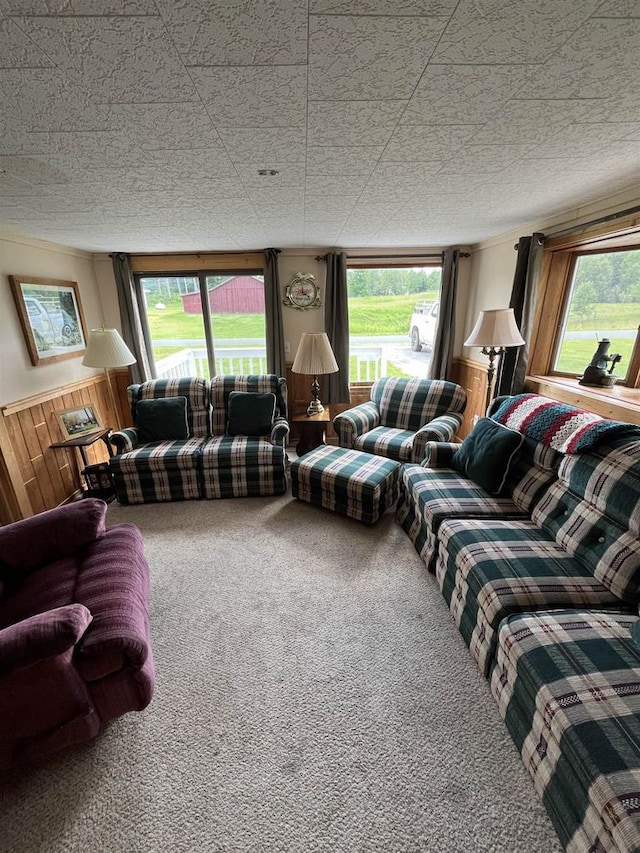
[109,375,290,504]
[333,377,466,463]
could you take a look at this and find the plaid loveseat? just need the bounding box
[333,377,466,463]
[109,375,290,504]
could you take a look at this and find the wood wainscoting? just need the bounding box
[450,357,489,438]
[0,372,128,524]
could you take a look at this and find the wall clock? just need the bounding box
[283,273,321,309]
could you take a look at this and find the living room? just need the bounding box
[0,2,639,851]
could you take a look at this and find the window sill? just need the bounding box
[525,375,640,425]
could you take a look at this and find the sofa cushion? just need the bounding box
[451,418,523,495]
[226,391,276,436]
[371,377,466,431]
[353,426,415,462]
[137,396,189,443]
[0,604,92,675]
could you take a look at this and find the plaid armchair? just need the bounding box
[333,377,466,463]
[110,375,290,504]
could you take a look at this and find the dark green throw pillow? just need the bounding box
[631,620,640,651]
[451,417,523,495]
[226,391,276,436]
[137,396,189,443]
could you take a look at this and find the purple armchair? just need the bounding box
[0,499,154,771]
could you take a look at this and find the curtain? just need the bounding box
[110,252,155,383]
[263,248,286,377]
[324,251,351,403]
[496,233,544,396]
[428,248,459,380]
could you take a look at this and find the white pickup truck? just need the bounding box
[409,301,439,352]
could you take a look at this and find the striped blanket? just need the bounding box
[492,393,640,453]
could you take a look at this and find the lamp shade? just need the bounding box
[82,328,136,368]
[292,333,339,375]
[464,308,525,348]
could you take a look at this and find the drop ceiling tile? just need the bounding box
[370,162,442,183]
[523,18,640,99]
[0,17,54,67]
[307,145,383,175]
[593,0,640,15]
[439,144,533,174]
[0,154,73,183]
[217,128,306,164]
[16,15,197,102]
[307,100,407,146]
[311,0,455,12]
[146,148,237,178]
[381,126,476,161]
[305,196,356,216]
[470,99,604,145]
[308,15,447,100]
[0,69,112,130]
[401,65,532,125]
[236,163,306,189]
[98,103,220,149]
[247,189,304,216]
[155,0,307,66]
[191,66,307,127]
[4,2,157,13]
[431,0,602,64]
[305,174,369,195]
[527,123,639,159]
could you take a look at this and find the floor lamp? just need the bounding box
[464,308,525,414]
[82,328,136,430]
[291,332,339,416]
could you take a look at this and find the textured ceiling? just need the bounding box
[0,0,638,253]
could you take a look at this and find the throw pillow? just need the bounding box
[226,391,276,436]
[137,396,189,443]
[632,620,640,651]
[451,417,524,495]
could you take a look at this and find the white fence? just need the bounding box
[155,344,387,381]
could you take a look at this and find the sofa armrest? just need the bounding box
[0,499,107,574]
[0,604,92,675]
[333,402,380,448]
[412,413,464,462]
[421,441,460,468]
[270,416,290,447]
[110,427,139,454]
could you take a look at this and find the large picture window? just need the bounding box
[552,248,640,385]
[346,265,442,383]
[136,271,267,380]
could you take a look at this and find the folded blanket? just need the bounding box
[492,393,640,453]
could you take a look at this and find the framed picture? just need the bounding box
[9,275,88,366]
[56,404,102,440]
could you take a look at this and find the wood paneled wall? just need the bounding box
[449,358,488,438]
[0,373,127,523]
[285,367,371,443]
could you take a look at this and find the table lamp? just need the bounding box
[464,308,525,413]
[83,328,136,429]
[292,332,339,416]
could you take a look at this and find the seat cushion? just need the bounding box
[491,610,640,853]
[200,436,286,469]
[435,518,624,676]
[353,426,415,462]
[110,439,205,472]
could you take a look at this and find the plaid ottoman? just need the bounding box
[291,445,400,525]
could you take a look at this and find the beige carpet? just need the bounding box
[0,494,560,852]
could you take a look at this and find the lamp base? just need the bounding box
[306,398,325,416]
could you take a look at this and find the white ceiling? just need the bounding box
[0,0,638,254]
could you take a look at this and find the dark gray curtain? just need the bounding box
[263,248,286,377]
[496,233,543,396]
[110,252,155,383]
[428,248,459,380]
[324,251,351,403]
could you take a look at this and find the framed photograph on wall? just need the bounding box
[56,404,102,440]
[9,275,88,366]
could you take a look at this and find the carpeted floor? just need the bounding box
[0,494,561,852]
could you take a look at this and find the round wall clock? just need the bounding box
[283,273,321,309]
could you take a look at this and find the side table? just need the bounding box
[291,409,331,456]
[50,427,115,500]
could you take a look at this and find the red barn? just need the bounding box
[181,275,265,314]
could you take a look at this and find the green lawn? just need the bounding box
[556,336,636,376]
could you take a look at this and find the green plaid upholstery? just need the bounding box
[333,378,465,464]
[491,610,640,853]
[291,445,399,525]
[422,441,459,468]
[396,465,525,570]
[435,518,624,676]
[110,375,289,503]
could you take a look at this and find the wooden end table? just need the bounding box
[291,409,331,456]
[50,427,115,499]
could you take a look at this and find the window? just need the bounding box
[136,272,267,380]
[346,265,442,383]
[553,248,640,384]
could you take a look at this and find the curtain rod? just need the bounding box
[520,204,640,248]
[315,252,470,261]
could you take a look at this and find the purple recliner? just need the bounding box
[0,499,154,771]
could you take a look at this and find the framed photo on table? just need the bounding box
[9,275,88,366]
[56,404,102,440]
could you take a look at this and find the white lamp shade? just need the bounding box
[82,328,136,368]
[464,308,525,348]
[292,332,339,375]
